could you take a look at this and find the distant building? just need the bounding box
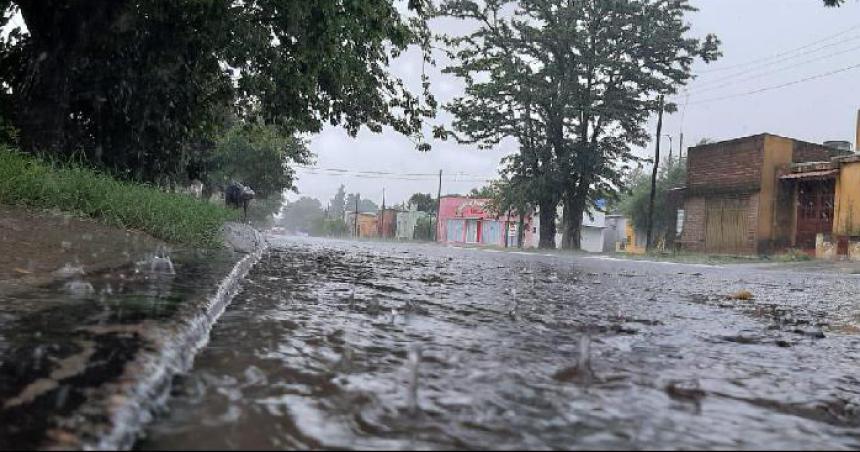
[345,211,377,238]
[436,196,535,247]
[396,205,429,240]
[377,208,400,238]
[531,203,628,252]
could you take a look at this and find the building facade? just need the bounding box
[678,133,847,255]
[396,206,429,240]
[436,196,535,247]
[346,211,378,238]
[376,208,399,239]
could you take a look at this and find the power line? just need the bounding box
[297,165,496,180]
[684,61,860,106]
[298,169,494,183]
[694,23,860,75]
[687,41,860,95]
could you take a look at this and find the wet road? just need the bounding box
[138,236,860,450]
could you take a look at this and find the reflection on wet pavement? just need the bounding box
[139,237,860,450]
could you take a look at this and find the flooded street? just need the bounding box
[139,237,860,450]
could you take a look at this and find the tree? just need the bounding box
[407,193,435,212]
[345,193,379,213]
[619,156,687,247]
[0,0,435,182]
[438,0,719,250]
[279,197,324,233]
[329,185,347,220]
[206,124,311,199]
[414,215,434,241]
[488,177,533,248]
[469,185,496,198]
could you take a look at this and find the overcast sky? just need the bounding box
[293,0,860,208]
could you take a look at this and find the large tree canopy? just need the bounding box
[0,0,435,182]
[438,0,719,249]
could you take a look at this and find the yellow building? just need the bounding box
[620,222,647,254]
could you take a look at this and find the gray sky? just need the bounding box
[293,0,860,208]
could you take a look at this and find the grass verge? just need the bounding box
[0,146,235,247]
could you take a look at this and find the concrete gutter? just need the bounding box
[91,235,267,450]
[0,220,268,450]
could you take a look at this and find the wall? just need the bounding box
[686,135,764,195]
[679,196,706,252]
[580,226,604,253]
[377,209,398,238]
[833,160,860,236]
[758,135,794,251]
[792,140,848,163]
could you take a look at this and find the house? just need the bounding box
[436,196,536,247]
[377,208,400,239]
[530,203,629,252]
[345,211,377,238]
[579,206,629,253]
[396,205,429,240]
[677,133,849,255]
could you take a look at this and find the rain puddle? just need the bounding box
[137,237,860,450]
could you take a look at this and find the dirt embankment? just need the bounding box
[0,206,165,295]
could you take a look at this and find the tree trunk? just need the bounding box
[561,180,590,250]
[517,213,525,249]
[538,199,557,249]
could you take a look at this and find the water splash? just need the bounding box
[150,245,175,275]
[54,262,85,278]
[64,279,95,297]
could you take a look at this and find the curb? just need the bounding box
[85,242,268,450]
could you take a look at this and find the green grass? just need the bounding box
[0,146,236,247]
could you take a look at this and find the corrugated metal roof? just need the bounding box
[779,169,838,180]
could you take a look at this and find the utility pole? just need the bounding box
[646,95,664,252]
[380,187,386,239]
[679,132,685,161]
[354,194,359,238]
[435,170,442,241]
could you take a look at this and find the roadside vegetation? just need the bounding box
[0,146,235,247]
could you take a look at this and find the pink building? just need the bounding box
[436,196,536,247]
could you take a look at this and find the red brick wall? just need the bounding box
[792,141,847,163]
[680,196,706,252]
[687,135,764,195]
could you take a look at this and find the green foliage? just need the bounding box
[0,146,234,247]
[345,193,379,213]
[207,124,311,199]
[328,185,347,220]
[278,195,350,236]
[0,0,435,182]
[469,186,496,198]
[245,193,286,229]
[314,217,350,237]
[414,215,434,241]
[278,196,324,233]
[774,248,813,262]
[408,193,435,212]
[619,157,687,238]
